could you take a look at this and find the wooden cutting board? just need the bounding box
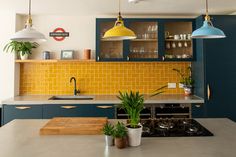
[40,117,108,135]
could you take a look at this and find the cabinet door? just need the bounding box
[126,19,160,61]
[193,15,236,121]
[96,19,125,62]
[163,19,195,61]
[191,104,205,118]
[3,105,42,125]
[93,104,115,119]
[43,104,93,119]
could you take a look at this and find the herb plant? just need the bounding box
[103,123,114,136]
[113,122,127,138]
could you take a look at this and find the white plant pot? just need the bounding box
[20,52,29,60]
[127,125,142,147]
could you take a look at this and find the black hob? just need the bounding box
[141,119,213,137]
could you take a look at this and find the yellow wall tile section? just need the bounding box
[20,62,190,95]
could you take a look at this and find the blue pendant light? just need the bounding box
[192,0,226,39]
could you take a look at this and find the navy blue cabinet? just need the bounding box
[192,15,236,121]
[2,105,43,125]
[43,104,115,119]
[96,18,195,62]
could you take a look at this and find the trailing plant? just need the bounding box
[113,122,127,138]
[117,91,144,128]
[151,85,168,97]
[173,66,195,87]
[103,123,114,136]
[4,41,39,56]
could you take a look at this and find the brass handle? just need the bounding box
[127,56,130,61]
[96,106,113,109]
[61,106,77,109]
[15,106,31,110]
[97,56,100,61]
[162,56,165,61]
[207,84,211,100]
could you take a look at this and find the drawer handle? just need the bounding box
[61,106,77,109]
[96,106,113,109]
[207,84,211,101]
[15,106,31,110]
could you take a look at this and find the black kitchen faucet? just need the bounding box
[70,77,80,96]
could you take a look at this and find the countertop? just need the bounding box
[2,94,204,105]
[0,118,235,157]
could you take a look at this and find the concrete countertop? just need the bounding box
[2,94,204,105]
[0,118,235,157]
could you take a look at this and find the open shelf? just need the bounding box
[165,39,192,42]
[15,59,96,63]
[131,39,158,42]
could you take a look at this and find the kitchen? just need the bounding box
[0,0,236,156]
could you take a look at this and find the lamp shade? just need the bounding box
[192,20,226,39]
[103,20,136,40]
[11,26,46,42]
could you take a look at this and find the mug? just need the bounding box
[172,42,176,48]
[174,35,180,40]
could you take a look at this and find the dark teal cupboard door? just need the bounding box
[43,104,93,119]
[3,105,42,125]
[204,16,236,122]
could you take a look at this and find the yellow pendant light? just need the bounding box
[103,0,136,40]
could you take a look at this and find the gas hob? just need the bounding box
[141,119,213,137]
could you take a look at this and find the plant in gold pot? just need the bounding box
[117,91,144,147]
[113,122,128,149]
[173,67,195,96]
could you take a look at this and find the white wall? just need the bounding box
[31,15,97,59]
[0,11,16,104]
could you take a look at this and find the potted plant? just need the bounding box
[117,91,144,147]
[102,123,114,146]
[4,41,39,60]
[173,67,195,96]
[113,122,128,149]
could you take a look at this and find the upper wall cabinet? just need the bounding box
[96,18,195,62]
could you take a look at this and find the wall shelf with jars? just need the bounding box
[96,18,195,62]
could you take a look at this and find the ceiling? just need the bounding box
[0,0,236,16]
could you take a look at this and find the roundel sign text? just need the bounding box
[49,28,69,41]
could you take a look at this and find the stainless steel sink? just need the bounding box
[48,95,94,100]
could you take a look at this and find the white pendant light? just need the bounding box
[192,0,226,39]
[103,0,136,40]
[11,0,46,42]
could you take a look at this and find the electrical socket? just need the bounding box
[168,83,176,89]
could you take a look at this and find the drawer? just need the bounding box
[3,105,42,125]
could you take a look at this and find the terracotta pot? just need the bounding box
[83,49,91,60]
[115,137,127,149]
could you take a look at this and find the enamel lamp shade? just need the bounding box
[103,0,136,40]
[10,0,46,42]
[191,0,226,39]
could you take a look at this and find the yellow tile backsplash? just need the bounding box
[20,62,190,95]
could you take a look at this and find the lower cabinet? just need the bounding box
[42,104,115,119]
[2,105,43,125]
[191,104,205,118]
[2,104,115,125]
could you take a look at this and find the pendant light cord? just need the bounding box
[205,0,210,21]
[117,0,122,21]
[26,0,33,27]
